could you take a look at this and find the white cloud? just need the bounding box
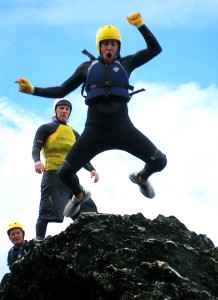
[0,81,218,279]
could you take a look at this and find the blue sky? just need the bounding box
[0,0,218,278]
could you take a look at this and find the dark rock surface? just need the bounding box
[0,213,217,300]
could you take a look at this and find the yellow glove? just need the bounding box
[14,78,34,94]
[126,12,143,28]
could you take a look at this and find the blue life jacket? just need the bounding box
[84,59,134,104]
[81,50,145,104]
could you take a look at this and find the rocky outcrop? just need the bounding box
[0,213,217,300]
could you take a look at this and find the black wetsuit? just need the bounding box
[7,241,29,268]
[32,120,98,239]
[0,241,29,289]
[32,24,167,195]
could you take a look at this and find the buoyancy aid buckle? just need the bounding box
[85,80,134,92]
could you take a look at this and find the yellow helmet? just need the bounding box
[7,222,25,235]
[96,25,121,53]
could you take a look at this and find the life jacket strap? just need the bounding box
[85,80,134,92]
[129,88,146,98]
[82,49,96,61]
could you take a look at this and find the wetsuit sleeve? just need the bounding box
[33,62,90,99]
[83,162,96,172]
[138,24,162,52]
[73,129,96,172]
[32,123,57,162]
[122,24,162,75]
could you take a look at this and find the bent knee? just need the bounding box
[151,149,167,171]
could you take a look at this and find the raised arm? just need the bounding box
[123,12,162,74]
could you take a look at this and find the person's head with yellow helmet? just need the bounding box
[96,25,121,63]
[7,222,25,248]
[0,222,28,288]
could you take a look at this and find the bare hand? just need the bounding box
[35,161,45,174]
[90,170,99,183]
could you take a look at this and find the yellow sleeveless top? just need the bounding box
[42,124,76,171]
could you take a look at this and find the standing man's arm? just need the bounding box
[32,125,48,174]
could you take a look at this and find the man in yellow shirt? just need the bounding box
[32,98,99,240]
